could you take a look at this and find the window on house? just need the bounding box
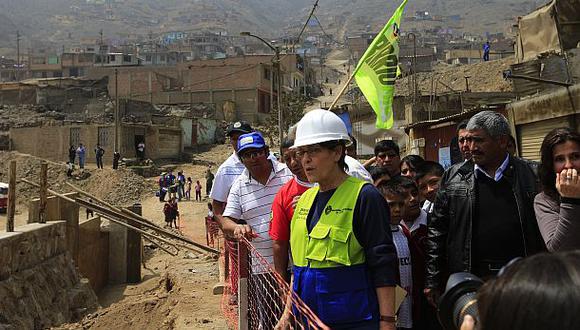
[123,55,131,62]
[109,55,116,62]
[263,68,271,80]
[145,55,152,62]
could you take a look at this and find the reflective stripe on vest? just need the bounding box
[290,177,366,268]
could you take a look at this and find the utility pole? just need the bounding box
[303,49,308,97]
[16,30,21,81]
[115,68,120,153]
[275,47,282,146]
[99,29,104,66]
[240,32,284,150]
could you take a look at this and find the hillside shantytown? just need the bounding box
[0,0,579,329]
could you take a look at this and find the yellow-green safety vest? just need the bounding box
[290,177,366,268]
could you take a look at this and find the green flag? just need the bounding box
[354,0,408,129]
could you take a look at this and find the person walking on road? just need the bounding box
[276,109,398,329]
[76,143,86,169]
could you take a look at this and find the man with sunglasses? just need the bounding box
[217,131,293,328]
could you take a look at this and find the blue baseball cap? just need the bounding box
[237,132,266,154]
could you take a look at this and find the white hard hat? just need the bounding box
[292,109,352,148]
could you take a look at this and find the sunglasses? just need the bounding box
[240,149,266,160]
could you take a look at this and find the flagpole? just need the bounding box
[327,70,356,111]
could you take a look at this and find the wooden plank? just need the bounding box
[65,182,218,254]
[6,161,16,232]
[39,162,48,223]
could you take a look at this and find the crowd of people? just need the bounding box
[207,111,579,330]
[158,169,212,202]
[158,168,213,227]
[65,143,122,173]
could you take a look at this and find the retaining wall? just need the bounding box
[0,221,99,329]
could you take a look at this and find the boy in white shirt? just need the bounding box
[377,180,414,330]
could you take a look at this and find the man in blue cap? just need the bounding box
[217,131,293,329]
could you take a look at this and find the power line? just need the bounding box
[291,0,320,51]
[312,14,345,46]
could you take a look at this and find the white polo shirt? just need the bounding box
[391,224,413,329]
[223,159,293,268]
[210,152,246,203]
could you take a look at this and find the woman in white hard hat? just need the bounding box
[284,109,398,329]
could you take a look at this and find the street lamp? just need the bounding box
[241,32,283,148]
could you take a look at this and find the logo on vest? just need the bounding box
[324,205,353,215]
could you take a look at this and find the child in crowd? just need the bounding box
[195,180,202,202]
[377,180,414,330]
[186,177,192,200]
[163,197,179,228]
[415,161,444,215]
[370,166,391,186]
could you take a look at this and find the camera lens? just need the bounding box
[438,272,483,329]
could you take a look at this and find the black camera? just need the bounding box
[437,272,484,330]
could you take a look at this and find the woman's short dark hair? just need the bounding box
[400,154,425,172]
[477,251,580,330]
[539,127,580,199]
[320,140,349,172]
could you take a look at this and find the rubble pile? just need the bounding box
[76,169,157,206]
[0,103,114,132]
[395,57,515,96]
[0,104,66,131]
[0,151,157,207]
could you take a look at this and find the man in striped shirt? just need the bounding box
[218,131,293,329]
[220,131,293,265]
